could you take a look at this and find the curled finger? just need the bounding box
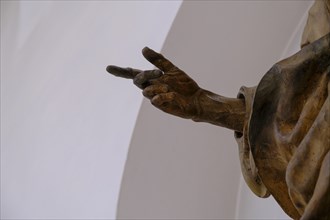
[151,92,176,107]
[142,84,169,99]
[133,69,163,89]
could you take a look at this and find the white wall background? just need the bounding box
[1,1,181,219]
[1,1,312,219]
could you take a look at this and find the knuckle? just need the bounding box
[167,92,176,99]
[160,85,169,93]
[151,69,163,77]
[134,73,144,84]
[134,73,150,89]
[133,78,143,89]
[151,95,161,106]
[142,88,152,98]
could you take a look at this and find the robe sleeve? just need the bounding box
[234,86,270,198]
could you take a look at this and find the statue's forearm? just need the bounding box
[192,89,246,132]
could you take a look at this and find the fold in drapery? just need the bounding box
[236,33,329,219]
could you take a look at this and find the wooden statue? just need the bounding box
[106,1,330,219]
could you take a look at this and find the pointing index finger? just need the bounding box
[142,47,177,72]
[106,65,141,79]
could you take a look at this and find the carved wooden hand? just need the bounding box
[107,47,245,132]
[107,47,201,120]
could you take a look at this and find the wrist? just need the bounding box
[191,89,206,122]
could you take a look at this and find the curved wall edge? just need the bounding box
[1,1,182,219]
